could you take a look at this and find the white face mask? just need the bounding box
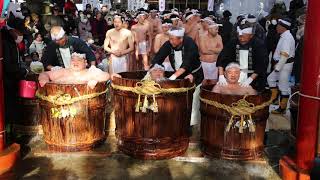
[271,19,277,25]
[15,36,23,44]
[81,18,88,23]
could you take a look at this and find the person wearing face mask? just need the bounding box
[216,21,268,92]
[196,19,223,81]
[42,26,96,71]
[1,27,29,128]
[78,15,92,41]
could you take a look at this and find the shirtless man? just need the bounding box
[131,11,153,70]
[148,8,162,55]
[196,20,223,80]
[39,53,111,89]
[170,14,183,28]
[104,15,134,73]
[212,63,257,95]
[148,8,162,40]
[183,12,201,41]
[154,19,174,71]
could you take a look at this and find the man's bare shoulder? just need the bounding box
[212,84,222,93]
[120,28,133,36]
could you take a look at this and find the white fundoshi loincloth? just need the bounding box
[109,55,128,74]
[138,41,148,55]
[190,84,201,126]
[201,61,218,80]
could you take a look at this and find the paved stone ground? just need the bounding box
[0,110,294,180]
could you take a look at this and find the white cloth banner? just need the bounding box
[159,0,165,12]
[207,0,214,11]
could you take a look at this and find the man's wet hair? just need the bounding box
[113,14,125,23]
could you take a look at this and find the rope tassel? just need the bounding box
[135,94,141,112]
[142,95,148,113]
[152,95,158,112]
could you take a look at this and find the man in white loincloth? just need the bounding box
[131,11,153,70]
[104,14,134,74]
[196,19,223,80]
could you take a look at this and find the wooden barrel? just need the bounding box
[289,85,300,137]
[13,73,41,136]
[200,84,271,160]
[38,82,110,151]
[112,71,194,159]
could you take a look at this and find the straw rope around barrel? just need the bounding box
[200,95,273,133]
[111,79,195,113]
[36,88,108,119]
[36,89,108,106]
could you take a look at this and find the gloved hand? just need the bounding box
[51,66,62,71]
[275,55,288,72]
[240,77,253,87]
[169,74,177,80]
[217,75,228,86]
[87,80,98,89]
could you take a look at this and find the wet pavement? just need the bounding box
[0,112,294,180]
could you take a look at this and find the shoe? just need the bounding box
[271,95,289,114]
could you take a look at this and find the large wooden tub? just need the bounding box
[200,84,271,160]
[112,71,195,159]
[37,82,110,151]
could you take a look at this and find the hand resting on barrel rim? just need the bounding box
[212,63,257,95]
[39,53,118,89]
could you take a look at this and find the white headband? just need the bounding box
[201,17,213,23]
[209,23,222,29]
[150,64,165,71]
[168,28,185,37]
[225,63,240,71]
[71,52,86,59]
[51,28,65,41]
[237,26,253,35]
[247,18,257,23]
[171,17,180,21]
[279,19,291,27]
[162,23,173,27]
[185,13,195,21]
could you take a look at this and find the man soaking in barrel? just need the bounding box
[212,63,257,95]
[143,64,166,82]
[39,53,113,89]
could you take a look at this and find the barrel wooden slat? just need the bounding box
[200,84,270,160]
[13,74,41,136]
[38,82,109,151]
[113,71,194,159]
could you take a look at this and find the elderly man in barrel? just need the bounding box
[143,64,167,82]
[216,20,268,92]
[39,53,115,89]
[267,18,295,114]
[42,26,96,71]
[212,62,257,95]
[151,26,204,127]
